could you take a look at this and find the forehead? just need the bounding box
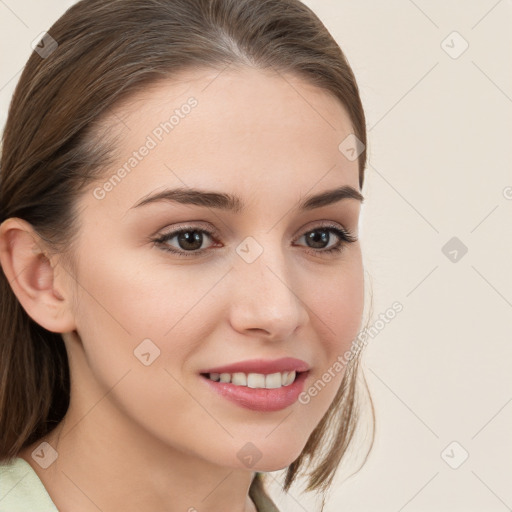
[115,65,351,126]
[85,66,360,214]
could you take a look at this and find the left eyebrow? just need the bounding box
[130,185,364,213]
[299,185,364,210]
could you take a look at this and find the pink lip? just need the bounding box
[199,357,310,375]
[200,370,309,412]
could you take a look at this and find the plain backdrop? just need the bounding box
[1,1,511,511]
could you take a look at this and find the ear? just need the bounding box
[0,218,76,333]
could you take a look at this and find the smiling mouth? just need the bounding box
[200,371,302,389]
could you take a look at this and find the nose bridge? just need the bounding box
[229,234,308,337]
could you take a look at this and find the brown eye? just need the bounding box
[304,229,332,249]
[295,225,357,256]
[153,227,218,257]
[173,230,206,251]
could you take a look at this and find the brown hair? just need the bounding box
[0,0,373,505]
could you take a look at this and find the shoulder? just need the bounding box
[0,456,58,511]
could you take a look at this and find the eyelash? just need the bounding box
[152,223,357,259]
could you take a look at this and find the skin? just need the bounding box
[0,66,364,511]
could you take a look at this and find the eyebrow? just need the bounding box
[131,185,364,213]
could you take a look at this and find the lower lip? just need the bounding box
[200,372,309,412]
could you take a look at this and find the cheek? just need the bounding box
[66,256,223,452]
[68,247,231,403]
[314,254,365,350]
[300,255,364,415]
[72,243,218,341]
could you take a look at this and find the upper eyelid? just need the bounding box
[156,220,351,235]
[155,223,220,242]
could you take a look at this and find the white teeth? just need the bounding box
[247,373,265,388]
[231,372,247,386]
[206,370,298,388]
[265,372,282,389]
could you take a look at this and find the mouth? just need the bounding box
[200,370,302,389]
[198,358,311,412]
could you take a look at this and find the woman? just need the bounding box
[0,0,374,510]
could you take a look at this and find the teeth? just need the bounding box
[206,370,297,388]
[284,371,296,386]
[231,372,247,386]
[247,373,265,388]
[265,372,282,389]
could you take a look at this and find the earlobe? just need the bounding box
[0,218,76,333]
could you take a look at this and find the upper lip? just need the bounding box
[200,357,310,375]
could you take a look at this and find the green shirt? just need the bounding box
[0,457,280,511]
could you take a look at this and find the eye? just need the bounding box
[152,226,218,257]
[152,222,357,258]
[294,224,357,256]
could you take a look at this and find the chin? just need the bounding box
[251,459,295,473]
[247,442,307,473]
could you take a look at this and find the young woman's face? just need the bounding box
[62,66,364,471]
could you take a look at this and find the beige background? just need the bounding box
[1,1,511,511]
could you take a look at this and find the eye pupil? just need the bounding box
[306,230,329,249]
[178,231,203,250]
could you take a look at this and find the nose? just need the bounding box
[228,241,309,341]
